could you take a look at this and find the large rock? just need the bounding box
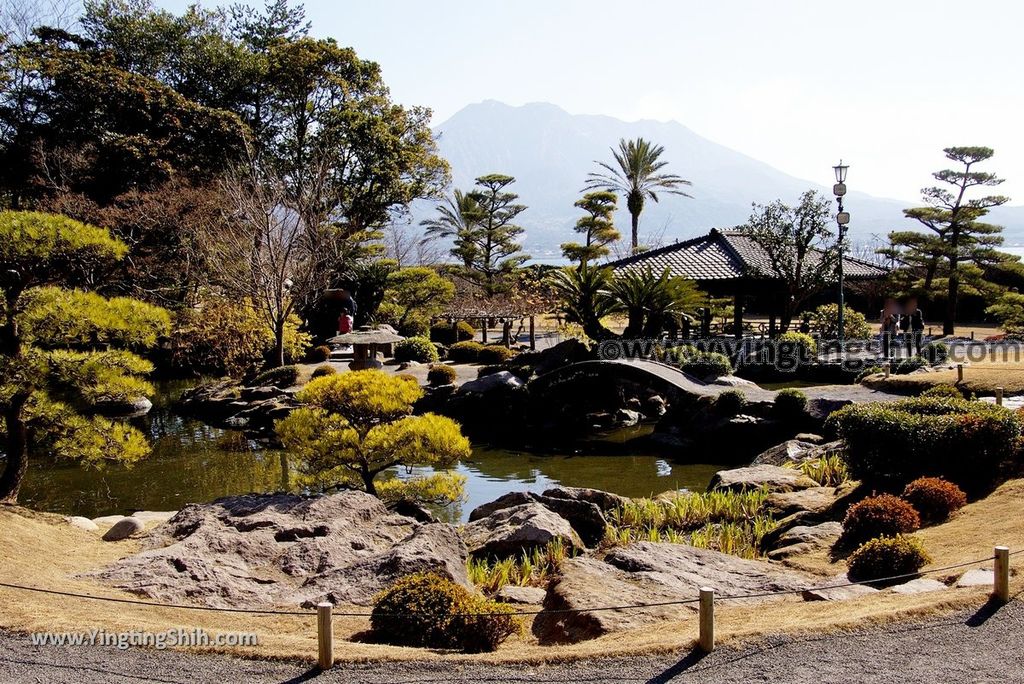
[890,578,948,595]
[462,503,583,558]
[708,465,818,493]
[533,543,814,643]
[101,517,145,541]
[459,371,524,395]
[766,522,843,560]
[86,491,469,608]
[66,516,99,532]
[765,487,838,516]
[542,486,630,515]
[468,491,608,547]
[806,397,853,422]
[752,440,818,466]
[495,585,547,604]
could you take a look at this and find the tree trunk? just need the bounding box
[630,211,640,252]
[0,393,30,504]
[362,470,378,496]
[945,231,960,336]
[272,320,286,368]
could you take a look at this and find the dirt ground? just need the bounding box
[1,478,1021,666]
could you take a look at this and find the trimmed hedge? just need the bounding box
[427,363,458,386]
[249,364,300,388]
[714,389,747,416]
[478,345,516,365]
[902,477,967,524]
[847,535,931,582]
[394,336,440,363]
[307,345,332,363]
[311,364,337,379]
[841,494,920,547]
[430,321,476,345]
[774,388,808,418]
[920,384,963,399]
[669,346,733,379]
[370,573,519,652]
[448,341,485,363]
[825,397,1021,493]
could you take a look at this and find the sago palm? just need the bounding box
[585,137,692,251]
[548,265,618,341]
[606,267,704,337]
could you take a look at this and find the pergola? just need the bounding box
[608,228,889,338]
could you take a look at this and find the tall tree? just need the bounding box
[585,137,691,252]
[561,190,620,268]
[0,210,169,503]
[740,190,837,331]
[428,174,529,296]
[892,147,1009,335]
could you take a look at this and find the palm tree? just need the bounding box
[585,138,692,252]
[605,267,704,337]
[420,190,481,268]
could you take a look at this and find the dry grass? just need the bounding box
[863,353,1024,395]
[2,481,1022,665]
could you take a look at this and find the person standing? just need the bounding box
[337,289,357,335]
[880,300,899,358]
[907,298,925,355]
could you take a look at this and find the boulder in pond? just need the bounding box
[463,503,583,558]
[85,491,469,608]
[101,517,145,541]
[708,464,818,493]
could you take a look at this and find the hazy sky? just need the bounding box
[155,0,1023,204]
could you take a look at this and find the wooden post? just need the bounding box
[481,317,488,344]
[699,587,715,653]
[884,363,891,379]
[529,315,536,351]
[957,364,964,383]
[317,602,333,670]
[732,295,743,340]
[996,387,1004,407]
[994,546,1010,603]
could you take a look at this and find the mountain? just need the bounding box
[418,100,1024,260]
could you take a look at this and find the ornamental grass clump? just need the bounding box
[841,494,920,547]
[783,453,849,487]
[825,397,1022,494]
[370,573,519,653]
[847,535,931,583]
[901,477,967,524]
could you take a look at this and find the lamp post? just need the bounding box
[833,161,850,349]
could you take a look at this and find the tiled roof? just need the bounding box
[610,228,888,281]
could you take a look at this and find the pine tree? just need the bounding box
[561,191,620,268]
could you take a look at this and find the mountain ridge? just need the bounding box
[419,100,1024,258]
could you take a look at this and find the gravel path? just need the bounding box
[2,599,1022,683]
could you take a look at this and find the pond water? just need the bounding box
[20,381,725,522]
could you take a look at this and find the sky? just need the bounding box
[154,0,1024,204]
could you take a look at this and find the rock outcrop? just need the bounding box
[532,542,815,643]
[708,465,819,493]
[468,491,608,547]
[86,492,469,608]
[462,503,583,558]
[178,381,300,432]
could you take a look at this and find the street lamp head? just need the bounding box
[833,160,848,183]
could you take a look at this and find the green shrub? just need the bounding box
[774,388,808,418]
[894,355,927,374]
[841,494,920,546]
[398,315,430,339]
[448,341,485,363]
[394,336,440,363]
[249,364,300,388]
[825,397,1021,493]
[307,345,332,363]
[370,573,519,653]
[672,347,733,379]
[779,331,818,357]
[847,535,931,582]
[807,303,871,340]
[922,341,949,365]
[478,345,516,364]
[372,301,403,327]
[311,364,337,379]
[920,384,963,399]
[427,363,458,386]
[431,321,476,345]
[901,477,967,524]
[714,389,748,416]
[855,365,884,383]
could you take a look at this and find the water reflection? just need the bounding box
[21,382,727,521]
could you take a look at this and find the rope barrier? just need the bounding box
[0,548,1017,619]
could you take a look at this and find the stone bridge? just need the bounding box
[527,359,777,403]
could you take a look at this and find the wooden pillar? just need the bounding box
[733,294,743,339]
[529,316,536,350]
[481,317,488,344]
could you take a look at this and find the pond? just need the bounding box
[20,381,726,522]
